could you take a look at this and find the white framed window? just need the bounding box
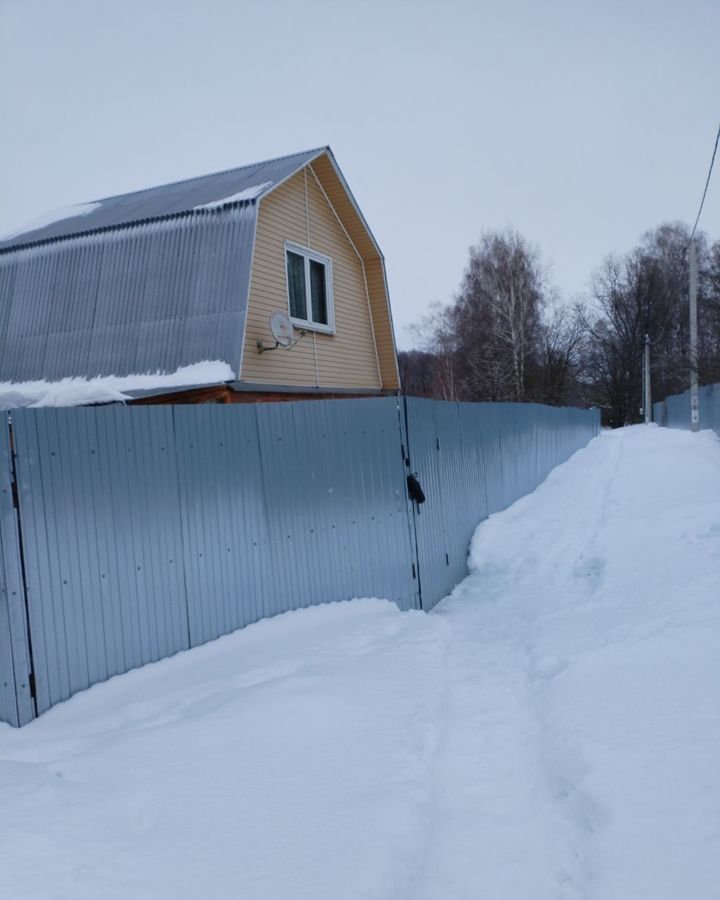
[284,241,335,333]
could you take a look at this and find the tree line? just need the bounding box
[399,223,720,426]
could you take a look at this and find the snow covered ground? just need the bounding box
[1,425,719,899]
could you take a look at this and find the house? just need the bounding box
[0,147,399,405]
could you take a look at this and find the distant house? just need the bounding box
[0,147,399,404]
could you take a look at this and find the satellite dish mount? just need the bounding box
[257,311,306,353]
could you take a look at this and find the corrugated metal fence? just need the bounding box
[654,383,720,434]
[0,397,599,726]
[404,399,597,607]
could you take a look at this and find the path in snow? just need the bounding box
[418,425,720,899]
[1,425,719,900]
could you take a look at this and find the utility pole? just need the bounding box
[689,238,699,432]
[643,333,652,424]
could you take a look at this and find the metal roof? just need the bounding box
[0,148,331,384]
[0,147,326,252]
[0,205,257,382]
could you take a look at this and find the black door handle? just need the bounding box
[407,473,426,504]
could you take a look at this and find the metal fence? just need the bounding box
[403,399,597,609]
[0,397,599,726]
[654,383,720,434]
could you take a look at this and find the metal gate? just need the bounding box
[403,398,460,610]
[0,421,34,726]
[403,399,599,610]
[404,398,508,610]
[6,398,421,721]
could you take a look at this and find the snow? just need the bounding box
[0,201,101,242]
[0,179,273,243]
[1,425,719,899]
[193,181,273,209]
[0,361,235,409]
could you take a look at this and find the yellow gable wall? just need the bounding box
[241,167,383,389]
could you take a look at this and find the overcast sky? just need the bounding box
[1,0,718,349]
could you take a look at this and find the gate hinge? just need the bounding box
[28,672,36,700]
[412,562,417,580]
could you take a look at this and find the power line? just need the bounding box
[689,120,720,243]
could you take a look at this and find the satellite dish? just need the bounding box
[270,311,294,348]
[257,310,305,353]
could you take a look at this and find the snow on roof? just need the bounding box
[0,361,235,410]
[193,181,273,210]
[0,147,326,251]
[0,202,101,243]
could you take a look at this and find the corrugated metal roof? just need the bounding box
[0,148,329,383]
[0,204,257,381]
[0,147,326,252]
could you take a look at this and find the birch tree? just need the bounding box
[453,229,545,401]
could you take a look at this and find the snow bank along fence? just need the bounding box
[0,397,599,726]
[654,383,720,434]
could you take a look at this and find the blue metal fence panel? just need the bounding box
[173,403,272,645]
[173,398,419,649]
[1,397,598,724]
[434,400,473,592]
[11,407,190,714]
[655,384,720,434]
[401,398,454,609]
[404,400,599,610]
[709,385,720,433]
[253,397,419,617]
[653,399,666,426]
[0,421,34,726]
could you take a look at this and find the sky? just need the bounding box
[1,0,718,350]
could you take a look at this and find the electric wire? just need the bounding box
[689,120,720,243]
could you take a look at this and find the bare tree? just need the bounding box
[538,303,587,405]
[397,350,437,397]
[701,239,720,383]
[452,228,545,401]
[406,303,460,400]
[402,220,720,419]
[580,223,719,424]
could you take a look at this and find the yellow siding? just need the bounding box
[242,168,382,389]
[364,256,400,390]
[308,153,400,391]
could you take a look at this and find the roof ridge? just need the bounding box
[90,146,329,204]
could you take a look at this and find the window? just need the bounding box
[285,242,334,332]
